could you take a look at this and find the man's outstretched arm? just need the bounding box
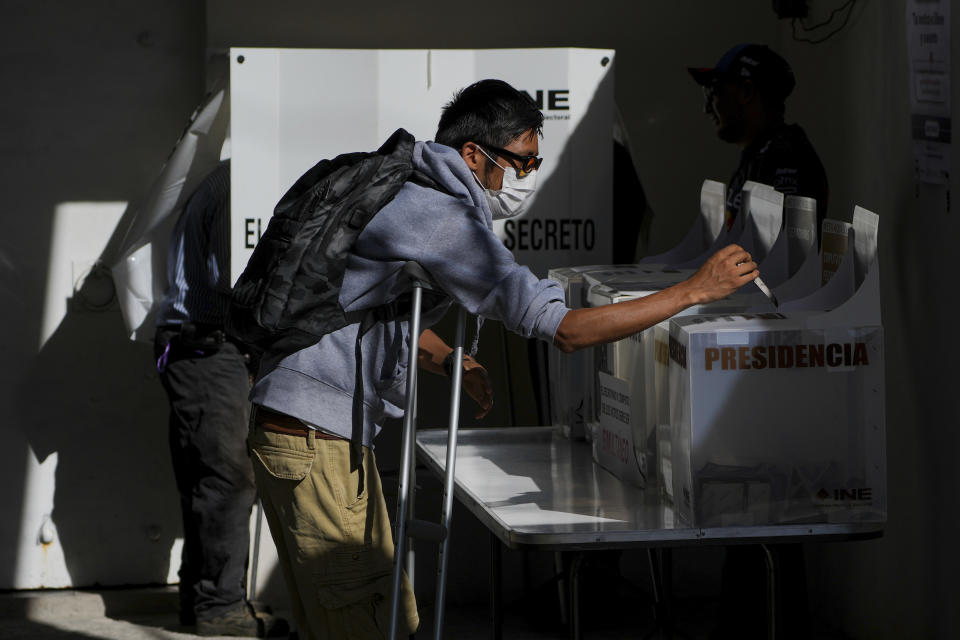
[553,244,758,353]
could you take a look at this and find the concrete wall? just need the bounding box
[2,0,955,637]
[0,1,206,588]
[778,4,959,638]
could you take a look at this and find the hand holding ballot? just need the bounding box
[680,244,759,305]
[552,244,758,353]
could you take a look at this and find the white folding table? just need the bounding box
[415,426,883,639]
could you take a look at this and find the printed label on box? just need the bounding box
[596,372,647,486]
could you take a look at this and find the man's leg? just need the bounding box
[157,336,265,632]
[167,404,201,625]
[185,344,257,620]
[156,328,204,625]
[249,419,417,640]
[255,483,311,637]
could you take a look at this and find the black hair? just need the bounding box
[435,79,544,150]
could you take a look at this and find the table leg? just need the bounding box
[661,549,674,628]
[568,553,585,640]
[644,548,672,640]
[643,549,663,639]
[555,551,569,625]
[761,544,776,640]
[523,549,532,594]
[646,548,662,606]
[490,532,502,640]
[643,548,694,640]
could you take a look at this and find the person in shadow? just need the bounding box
[689,43,830,639]
[690,43,828,237]
[154,159,288,638]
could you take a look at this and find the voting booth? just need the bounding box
[229,47,617,282]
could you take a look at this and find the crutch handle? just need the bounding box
[399,261,436,290]
[405,518,447,543]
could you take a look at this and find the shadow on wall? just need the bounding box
[17,271,181,588]
[0,0,206,591]
[0,244,30,589]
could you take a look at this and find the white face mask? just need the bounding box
[473,147,538,220]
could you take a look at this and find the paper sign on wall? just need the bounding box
[907,0,951,185]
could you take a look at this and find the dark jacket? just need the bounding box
[726,123,829,239]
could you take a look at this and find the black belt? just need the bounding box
[159,323,231,349]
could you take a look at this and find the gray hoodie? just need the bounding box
[250,141,569,444]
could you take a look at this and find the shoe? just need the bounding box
[196,602,290,638]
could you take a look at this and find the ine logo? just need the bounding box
[816,487,873,504]
[520,89,570,111]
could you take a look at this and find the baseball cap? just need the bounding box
[688,44,796,101]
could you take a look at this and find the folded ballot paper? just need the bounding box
[669,207,884,527]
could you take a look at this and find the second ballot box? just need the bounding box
[585,269,694,488]
[547,265,648,440]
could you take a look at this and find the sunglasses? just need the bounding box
[478,143,543,178]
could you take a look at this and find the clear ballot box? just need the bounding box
[669,207,885,526]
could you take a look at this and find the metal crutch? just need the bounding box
[405,376,418,592]
[432,304,466,639]
[388,262,467,640]
[248,499,264,601]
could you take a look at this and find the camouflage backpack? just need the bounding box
[228,127,446,358]
[228,128,448,470]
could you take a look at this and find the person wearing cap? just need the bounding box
[690,43,829,239]
[689,44,823,640]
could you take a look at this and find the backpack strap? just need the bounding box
[350,310,379,492]
[408,168,453,197]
